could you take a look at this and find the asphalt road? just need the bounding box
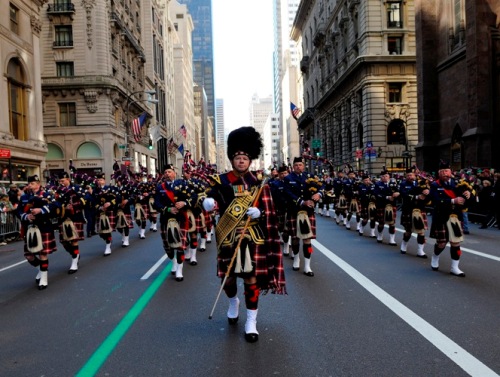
[1,214,499,377]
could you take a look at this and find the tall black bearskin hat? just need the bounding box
[227,126,263,160]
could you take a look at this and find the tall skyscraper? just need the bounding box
[215,98,226,171]
[177,0,216,119]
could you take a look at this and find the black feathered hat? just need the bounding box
[227,127,263,160]
[293,156,304,164]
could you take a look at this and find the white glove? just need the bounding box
[246,207,261,219]
[202,197,215,212]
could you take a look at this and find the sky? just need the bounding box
[212,0,275,132]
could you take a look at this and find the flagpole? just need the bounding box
[125,89,157,159]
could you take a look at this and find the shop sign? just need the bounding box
[0,149,11,158]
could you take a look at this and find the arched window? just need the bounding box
[7,58,28,141]
[387,119,406,145]
[46,143,64,160]
[76,142,102,159]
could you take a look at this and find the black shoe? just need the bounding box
[244,332,259,343]
[416,254,428,259]
[389,242,397,246]
[87,233,92,238]
[175,276,184,282]
[400,250,406,254]
[463,230,470,234]
[228,317,239,325]
[304,271,314,277]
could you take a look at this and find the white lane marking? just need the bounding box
[312,239,499,377]
[140,254,169,280]
[0,260,26,272]
[393,227,500,262]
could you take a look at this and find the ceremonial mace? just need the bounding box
[208,177,267,320]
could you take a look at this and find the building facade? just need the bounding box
[292,0,418,175]
[1,0,47,185]
[415,0,500,171]
[39,0,170,180]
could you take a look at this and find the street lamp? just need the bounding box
[125,89,157,158]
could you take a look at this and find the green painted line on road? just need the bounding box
[76,261,172,377]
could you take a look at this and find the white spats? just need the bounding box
[38,271,48,290]
[199,238,206,251]
[175,262,184,281]
[122,235,129,247]
[450,259,465,277]
[189,248,197,265]
[104,243,112,256]
[303,257,314,277]
[227,296,240,323]
[139,229,146,239]
[431,253,440,271]
[292,252,300,271]
[68,254,79,274]
[244,309,259,343]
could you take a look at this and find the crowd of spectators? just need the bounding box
[0,183,23,245]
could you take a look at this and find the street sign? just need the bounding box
[122,157,134,161]
[0,148,11,158]
[118,145,126,149]
[312,139,321,149]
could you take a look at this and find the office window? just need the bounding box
[388,83,403,103]
[59,103,76,127]
[54,25,73,47]
[56,62,74,77]
[10,3,19,34]
[387,119,406,145]
[388,36,403,55]
[387,2,403,28]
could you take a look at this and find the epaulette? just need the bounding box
[208,174,221,186]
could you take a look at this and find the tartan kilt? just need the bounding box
[96,210,116,232]
[286,209,316,239]
[216,242,261,278]
[195,212,207,233]
[139,203,150,219]
[400,211,428,232]
[59,220,85,242]
[116,212,134,229]
[160,218,189,251]
[376,205,397,225]
[430,220,453,243]
[24,231,57,255]
[203,210,212,229]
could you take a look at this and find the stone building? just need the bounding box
[39,0,174,180]
[292,0,417,175]
[415,0,500,172]
[1,1,47,185]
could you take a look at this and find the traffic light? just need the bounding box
[148,137,153,150]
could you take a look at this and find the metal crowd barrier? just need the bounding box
[0,211,21,241]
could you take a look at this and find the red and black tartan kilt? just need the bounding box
[286,210,316,239]
[25,231,57,255]
[195,212,206,233]
[59,220,85,242]
[276,212,287,233]
[430,220,453,243]
[376,205,397,225]
[400,211,428,232]
[160,217,189,251]
[203,210,212,229]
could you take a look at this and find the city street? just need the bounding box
[1,214,499,377]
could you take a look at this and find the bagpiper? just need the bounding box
[429,160,474,276]
[115,175,134,247]
[269,164,291,256]
[18,175,60,290]
[283,156,324,276]
[399,167,430,258]
[55,171,86,274]
[202,126,285,343]
[374,169,400,246]
[94,172,121,256]
[154,164,197,281]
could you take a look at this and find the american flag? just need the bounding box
[290,102,301,120]
[178,124,187,138]
[132,113,147,142]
